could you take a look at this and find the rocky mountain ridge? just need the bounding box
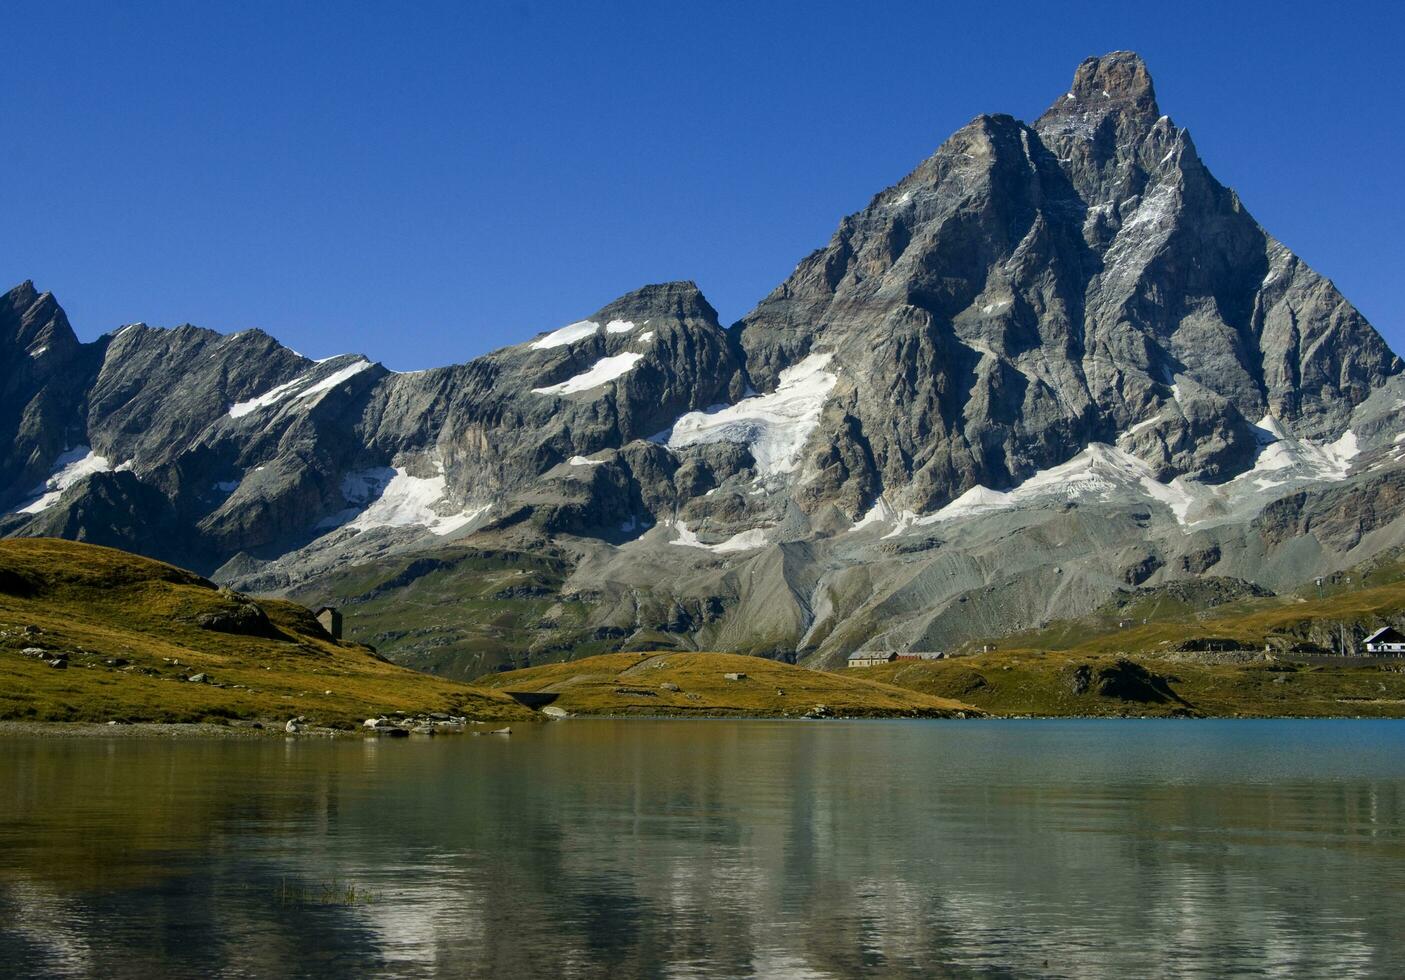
[5,52,1405,675]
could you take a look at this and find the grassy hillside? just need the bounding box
[477,651,978,718]
[860,650,1405,717]
[0,539,534,727]
[861,567,1405,717]
[968,561,1405,659]
[287,545,620,678]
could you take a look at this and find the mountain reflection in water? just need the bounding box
[2,719,1404,978]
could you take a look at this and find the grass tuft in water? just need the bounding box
[275,876,379,906]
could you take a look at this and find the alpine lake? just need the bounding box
[3,719,1405,978]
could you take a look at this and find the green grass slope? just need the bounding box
[861,565,1405,717]
[0,539,534,727]
[861,651,1405,717]
[478,651,979,718]
[287,545,619,678]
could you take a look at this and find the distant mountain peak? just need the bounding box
[592,280,719,324]
[1036,50,1161,139]
[1070,51,1157,106]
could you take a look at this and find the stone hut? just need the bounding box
[315,606,343,640]
[847,651,898,668]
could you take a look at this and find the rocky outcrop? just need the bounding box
[735,50,1396,518]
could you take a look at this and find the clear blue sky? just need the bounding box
[3,0,1400,370]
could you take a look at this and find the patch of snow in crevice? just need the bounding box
[851,496,896,531]
[877,425,1364,539]
[661,352,837,476]
[325,460,485,536]
[529,320,598,350]
[1101,181,1180,283]
[636,331,655,343]
[12,448,120,515]
[605,319,635,334]
[295,359,373,406]
[711,527,769,553]
[667,520,768,554]
[567,455,604,466]
[228,358,371,418]
[229,376,306,418]
[1253,414,1290,445]
[1225,427,1357,493]
[532,352,645,395]
[28,346,47,357]
[1119,414,1164,442]
[669,520,704,549]
[872,444,1198,535]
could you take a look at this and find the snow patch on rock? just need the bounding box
[323,458,485,536]
[530,320,599,350]
[851,497,897,532]
[228,358,371,418]
[532,352,645,395]
[872,424,1363,538]
[662,352,837,476]
[12,448,121,515]
[668,521,769,554]
[296,359,373,406]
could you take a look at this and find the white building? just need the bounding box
[1364,627,1405,655]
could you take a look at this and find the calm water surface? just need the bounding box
[2,719,1405,978]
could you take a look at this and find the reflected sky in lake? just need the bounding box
[2,720,1405,978]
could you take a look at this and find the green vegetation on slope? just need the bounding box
[862,565,1405,717]
[974,561,1405,659]
[862,651,1405,717]
[288,545,620,678]
[0,539,534,727]
[478,651,978,718]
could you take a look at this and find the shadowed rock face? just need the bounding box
[5,52,1405,673]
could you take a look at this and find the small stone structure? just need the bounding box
[847,651,897,668]
[315,606,343,640]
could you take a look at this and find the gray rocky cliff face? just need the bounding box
[0,277,740,570]
[0,282,98,500]
[735,52,1397,519]
[4,52,1404,672]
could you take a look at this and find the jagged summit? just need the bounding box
[1067,50,1157,108]
[593,280,718,324]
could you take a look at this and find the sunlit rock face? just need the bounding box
[5,53,1405,673]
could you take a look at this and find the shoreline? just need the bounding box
[3,713,1403,738]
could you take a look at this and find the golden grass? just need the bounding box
[0,538,534,727]
[862,648,1405,718]
[478,651,978,717]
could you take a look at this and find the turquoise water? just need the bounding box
[2,719,1404,978]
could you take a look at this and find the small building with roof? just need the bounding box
[1364,626,1405,655]
[847,651,898,668]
